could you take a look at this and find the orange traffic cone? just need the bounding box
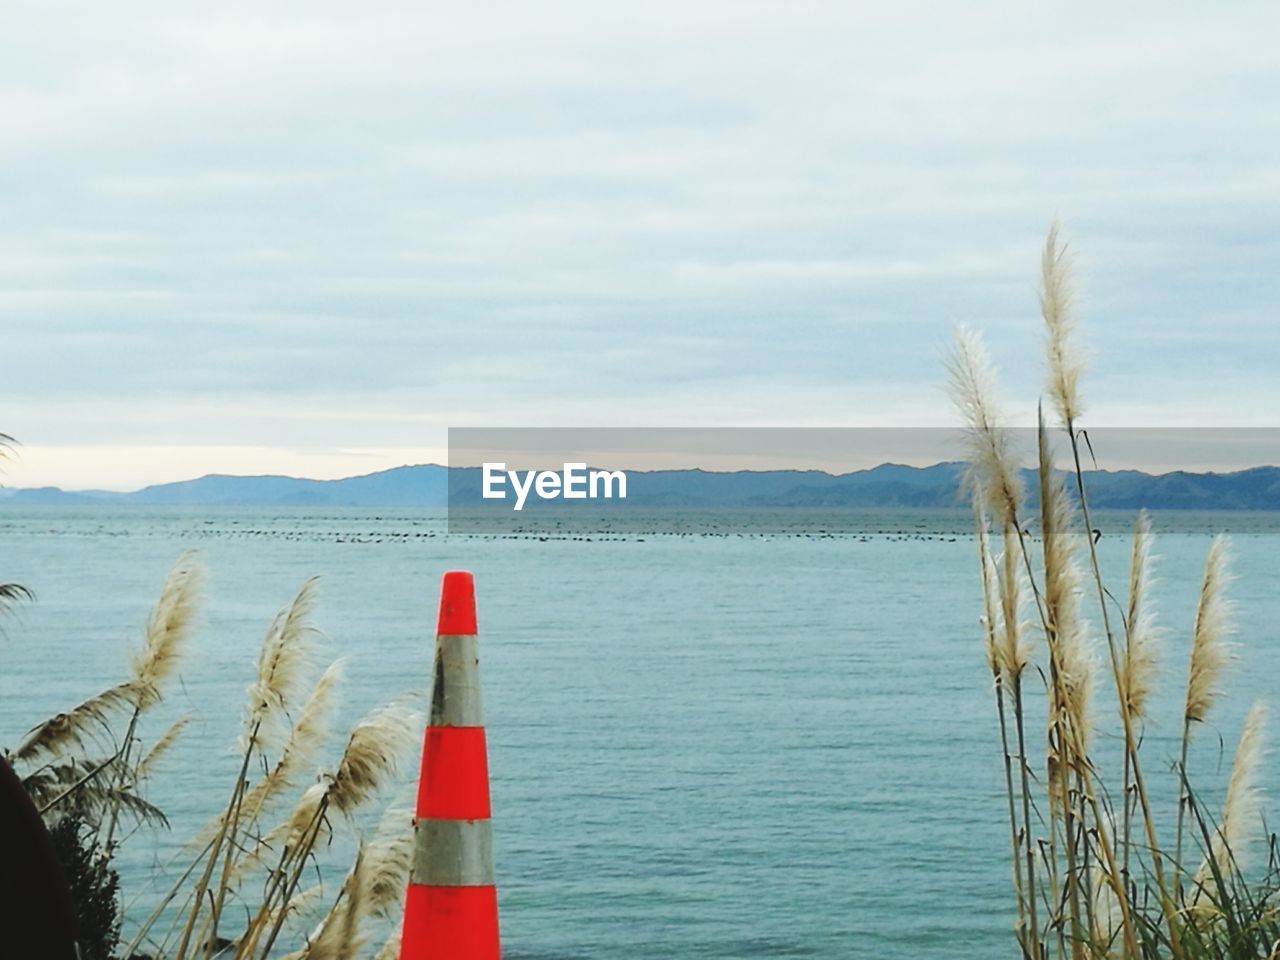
[400,571,501,959]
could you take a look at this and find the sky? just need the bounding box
[2,2,1279,490]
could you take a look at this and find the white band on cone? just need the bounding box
[430,634,484,727]
[411,818,495,886]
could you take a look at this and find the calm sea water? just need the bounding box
[2,507,1278,958]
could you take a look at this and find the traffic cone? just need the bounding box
[400,571,501,960]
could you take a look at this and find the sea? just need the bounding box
[2,507,1278,958]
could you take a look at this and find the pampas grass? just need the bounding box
[326,703,418,818]
[373,931,402,960]
[1120,512,1161,722]
[9,558,420,960]
[245,577,323,751]
[289,845,369,960]
[241,659,345,831]
[950,325,1046,957]
[953,222,1276,960]
[158,576,418,960]
[1038,419,1095,758]
[13,682,139,766]
[1184,537,1234,730]
[131,552,204,709]
[947,325,1024,531]
[1119,511,1163,883]
[234,699,418,960]
[11,553,209,834]
[1041,220,1084,428]
[1176,536,1236,875]
[362,809,415,920]
[284,808,415,960]
[136,716,191,782]
[1197,703,1267,888]
[998,527,1033,687]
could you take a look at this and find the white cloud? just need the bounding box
[2,1,1279,486]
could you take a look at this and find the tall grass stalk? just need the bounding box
[7,559,419,960]
[979,507,1033,958]
[950,222,1276,959]
[1038,224,1182,955]
[1176,536,1234,882]
[950,330,1043,958]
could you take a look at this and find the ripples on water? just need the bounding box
[1,507,1277,958]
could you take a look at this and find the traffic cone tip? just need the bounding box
[437,570,477,635]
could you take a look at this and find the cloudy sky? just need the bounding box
[2,2,1278,489]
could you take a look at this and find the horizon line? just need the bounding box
[6,459,1280,498]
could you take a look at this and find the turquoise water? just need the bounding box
[1,508,1278,958]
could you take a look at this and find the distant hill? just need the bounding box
[1,486,107,505]
[2,462,1279,510]
[123,465,451,506]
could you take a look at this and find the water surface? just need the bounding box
[1,507,1276,958]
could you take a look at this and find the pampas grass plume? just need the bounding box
[326,702,419,818]
[136,715,190,782]
[1120,511,1162,720]
[947,325,1023,530]
[976,508,1002,678]
[245,577,323,748]
[1041,220,1084,427]
[130,551,204,708]
[1185,536,1234,728]
[1199,702,1267,883]
[13,682,137,763]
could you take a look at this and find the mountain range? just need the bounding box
[3,462,1280,510]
